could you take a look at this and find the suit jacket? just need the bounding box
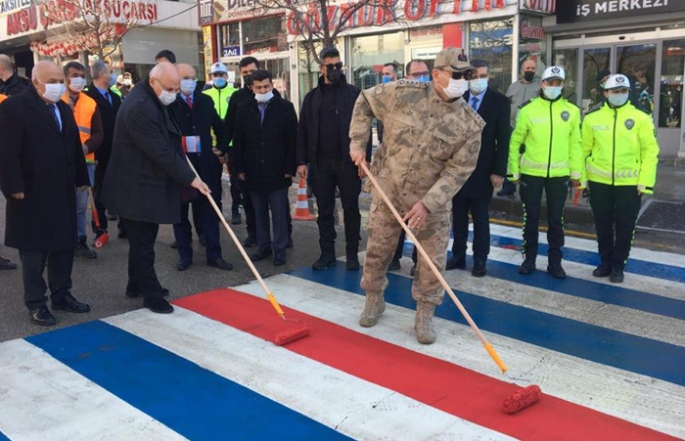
[102,80,195,225]
[168,90,228,198]
[233,95,297,193]
[0,86,89,251]
[84,84,122,170]
[458,89,511,199]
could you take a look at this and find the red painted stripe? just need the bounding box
[175,289,680,441]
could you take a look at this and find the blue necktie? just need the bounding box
[49,104,61,131]
[104,91,112,105]
[471,96,479,111]
[259,103,266,125]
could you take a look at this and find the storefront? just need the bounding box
[544,0,685,157]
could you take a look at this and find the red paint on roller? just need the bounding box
[503,385,542,414]
[274,326,310,346]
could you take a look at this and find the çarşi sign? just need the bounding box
[557,0,685,24]
[0,0,30,17]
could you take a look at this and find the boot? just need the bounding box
[346,251,360,271]
[359,293,386,328]
[75,237,97,259]
[547,261,567,279]
[415,301,437,344]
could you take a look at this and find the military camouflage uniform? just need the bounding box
[349,79,485,306]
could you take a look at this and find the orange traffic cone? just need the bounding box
[292,177,316,221]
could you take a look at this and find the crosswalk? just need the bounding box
[0,224,683,440]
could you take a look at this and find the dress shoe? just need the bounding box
[518,259,536,275]
[471,261,487,277]
[176,260,192,271]
[126,288,169,298]
[593,264,612,278]
[273,250,286,267]
[410,263,417,277]
[287,237,294,248]
[243,236,257,248]
[231,210,242,225]
[547,262,567,279]
[388,259,401,271]
[208,258,233,270]
[0,256,18,271]
[445,256,466,271]
[51,293,91,313]
[75,240,97,259]
[346,254,360,271]
[170,241,178,249]
[312,253,336,270]
[144,296,174,314]
[29,306,56,326]
[610,267,624,284]
[250,248,273,262]
[198,232,207,247]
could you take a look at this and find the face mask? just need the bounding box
[107,73,118,87]
[180,79,197,96]
[255,90,273,103]
[326,69,341,83]
[68,77,86,93]
[523,71,535,82]
[123,79,132,86]
[40,81,66,103]
[243,75,253,88]
[418,75,430,83]
[543,86,562,100]
[608,93,629,107]
[158,90,177,106]
[381,76,392,84]
[439,73,469,99]
[213,77,227,88]
[469,78,488,94]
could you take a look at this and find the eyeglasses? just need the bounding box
[409,72,430,78]
[325,62,343,71]
[442,69,473,81]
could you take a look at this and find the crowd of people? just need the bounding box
[0,47,659,345]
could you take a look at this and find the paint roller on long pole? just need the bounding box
[359,161,541,414]
[184,156,310,346]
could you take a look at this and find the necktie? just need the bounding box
[186,95,193,109]
[104,91,112,105]
[49,104,61,132]
[259,103,266,124]
[471,96,479,111]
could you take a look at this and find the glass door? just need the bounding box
[616,43,657,116]
[581,47,611,115]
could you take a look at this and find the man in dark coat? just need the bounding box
[0,54,27,97]
[233,69,297,267]
[446,59,510,277]
[0,61,91,326]
[296,46,372,271]
[84,60,123,238]
[102,62,210,314]
[169,63,233,272]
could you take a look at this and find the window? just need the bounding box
[659,39,684,128]
[553,49,578,105]
[242,16,288,55]
[350,32,405,90]
[297,41,324,107]
[218,22,240,49]
[469,19,513,93]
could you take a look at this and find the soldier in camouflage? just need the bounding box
[349,48,485,344]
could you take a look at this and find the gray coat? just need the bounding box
[506,79,541,128]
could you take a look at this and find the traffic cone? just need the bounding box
[292,177,316,221]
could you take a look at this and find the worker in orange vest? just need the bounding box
[62,61,104,259]
[0,92,18,270]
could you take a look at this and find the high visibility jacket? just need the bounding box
[508,94,583,180]
[203,85,237,120]
[581,101,659,193]
[0,93,7,104]
[109,86,122,98]
[62,92,98,164]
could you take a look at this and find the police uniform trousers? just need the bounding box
[519,174,568,263]
[361,199,450,305]
[588,181,642,269]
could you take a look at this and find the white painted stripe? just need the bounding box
[0,339,187,441]
[106,309,520,441]
[232,274,685,439]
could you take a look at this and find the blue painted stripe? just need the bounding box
[0,430,10,441]
[25,321,352,441]
[288,265,685,387]
[401,244,685,321]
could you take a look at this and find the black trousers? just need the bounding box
[120,217,164,299]
[393,230,417,263]
[588,182,642,269]
[19,249,74,310]
[519,174,568,262]
[230,176,243,213]
[311,158,361,255]
[451,195,491,262]
[251,187,290,253]
[173,197,221,264]
[92,164,108,232]
[239,180,256,239]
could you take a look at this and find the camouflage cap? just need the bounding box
[434,48,474,72]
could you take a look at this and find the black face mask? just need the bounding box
[243,74,253,88]
[326,69,341,83]
[523,71,535,82]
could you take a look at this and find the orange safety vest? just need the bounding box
[62,91,97,164]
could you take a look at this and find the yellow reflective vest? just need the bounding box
[508,94,583,180]
[203,85,237,120]
[61,91,98,164]
[581,101,659,193]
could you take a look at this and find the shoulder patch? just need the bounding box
[374,84,384,95]
[518,98,535,110]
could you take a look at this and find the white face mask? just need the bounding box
[123,78,132,86]
[440,72,469,99]
[68,77,86,93]
[543,86,562,100]
[180,79,197,96]
[255,90,273,103]
[40,81,66,103]
[158,90,177,106]
[469,78,488,94]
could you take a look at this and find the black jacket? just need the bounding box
[458,89,511,199]
[84,83,122,169]
[297,74,371,166]
[0,86,89,251]
[225,86,281,143]
[233,95,297,193]
[0,74,28,97]
[168,90,228,197]
[102,80,195,224]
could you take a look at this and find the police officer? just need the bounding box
[508,66,583,279]
[581,74,659,283]
[349,48,485,345]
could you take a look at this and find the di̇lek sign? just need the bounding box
[286,0,514,36]
[557,0,685,23]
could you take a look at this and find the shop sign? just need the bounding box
[409,25,442,40]
[520,0,555,14]
[202,25,214,79]
[222,45,240,56]
[557,0,685,24]
[0,0,30,18]
[411,46,441,59]
[520,18,545,40]
[198,0,213,25]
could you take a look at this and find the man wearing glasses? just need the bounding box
[349,48,485,345]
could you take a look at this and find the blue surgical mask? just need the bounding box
[608,93,629,107]
[214,77,227,88]
[543,86,562,100]
[108,73,118,87]
[469,78,488,94]
[418,75,430,83]
[381,76,392,84]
